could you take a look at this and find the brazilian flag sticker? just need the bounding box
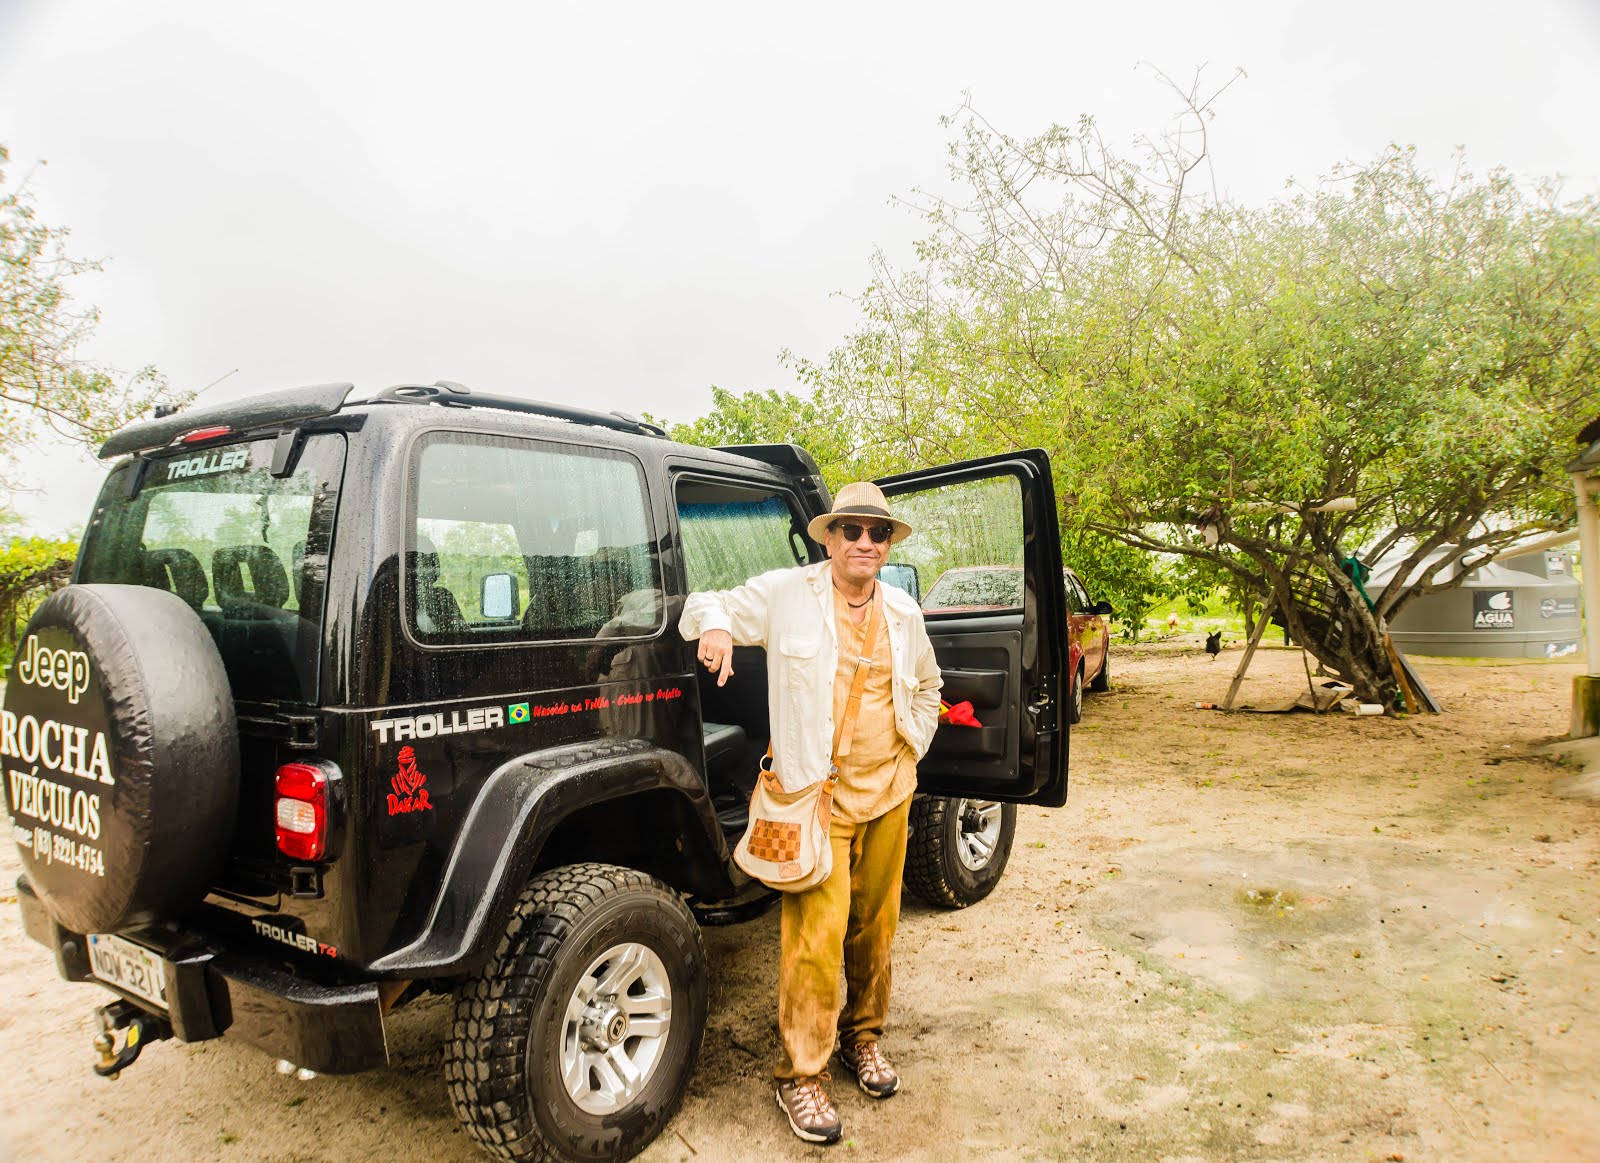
[508,702,530,724]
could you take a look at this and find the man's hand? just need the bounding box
[696,629,735,687]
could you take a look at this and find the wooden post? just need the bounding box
[1301,645,1324,713]
[1222,595,1277,711]
[1384,634,1423,715]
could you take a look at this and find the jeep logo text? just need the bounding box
[14,636,91,705]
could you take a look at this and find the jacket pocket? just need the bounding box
[778,634,821,690]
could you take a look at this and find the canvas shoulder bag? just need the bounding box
[733,589,882,892]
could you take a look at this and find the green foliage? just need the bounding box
[1,144,182,500]
[1062,528,1188,642]
[0,534,77,666]
[663,388,1185,626]
[654,385,855,476]
[781,80,1600,702]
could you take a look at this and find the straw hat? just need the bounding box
[805,481,913,545]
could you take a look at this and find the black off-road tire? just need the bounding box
[903,795,1017,909]
[1089,648,1111,693]
[443,863,708,1163]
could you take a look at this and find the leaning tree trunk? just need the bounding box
[1264,557,1404,712]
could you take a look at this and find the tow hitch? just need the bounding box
[92,1000,171,1079]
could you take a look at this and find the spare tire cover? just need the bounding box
[2,584,240,934]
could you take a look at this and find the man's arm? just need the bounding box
[678,569,787,687]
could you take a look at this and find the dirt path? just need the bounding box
[5,642,1598,1161]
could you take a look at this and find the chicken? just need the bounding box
[1205,630,1223,659]
[1166,611,1179,631]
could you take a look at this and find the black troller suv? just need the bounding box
[4,381,1070,1162]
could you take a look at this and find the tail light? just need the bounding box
[275,761,337,861]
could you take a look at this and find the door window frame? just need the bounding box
[879,462,1036,626]
[669,470,819,596]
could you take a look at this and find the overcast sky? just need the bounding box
[3,0,1598,534]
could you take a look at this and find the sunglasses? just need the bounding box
[831,522,894,544]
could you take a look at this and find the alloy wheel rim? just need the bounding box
[559,941,672,1114]
[955,799,1003,870]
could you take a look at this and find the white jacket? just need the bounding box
[680,561,944,793]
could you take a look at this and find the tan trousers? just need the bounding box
[775,795,912,1080]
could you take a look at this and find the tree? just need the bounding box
[663,384,1183,637]
[1,144,178,509]
[657,385,856,472]
[789,77,1600,707]
[0,534,76,666]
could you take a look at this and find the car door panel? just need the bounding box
[874,450,1068,807]
[922,625,1019,768]
[936,660,1010,708]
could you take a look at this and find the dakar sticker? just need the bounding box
[387,746,432,816]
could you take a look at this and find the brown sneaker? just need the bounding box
[775,1074,843,1145]
[838,1040,899,1099]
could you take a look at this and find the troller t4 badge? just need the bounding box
[388,746,433,815]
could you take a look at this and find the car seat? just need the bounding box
[143,547,209,609]
[212,545,290,609]
[411,538,466,633]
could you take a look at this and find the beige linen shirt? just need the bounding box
[679,560,943,794]
[830,591,918,822]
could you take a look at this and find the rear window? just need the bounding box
[77,434,346,703]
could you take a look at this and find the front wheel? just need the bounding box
[904,796,1018,909]
[1089,648,1111,693]
[444,864,708,1163]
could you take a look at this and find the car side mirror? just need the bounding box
[878,562,921,603]
[1093,600,1114,616]
[481,573,522,620]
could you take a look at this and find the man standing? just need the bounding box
[680,482,943,1146]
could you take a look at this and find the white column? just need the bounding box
[1573,472,1600,677]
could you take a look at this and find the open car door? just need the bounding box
[876,450,1069,807]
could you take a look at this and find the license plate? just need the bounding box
[87,934,168,1010]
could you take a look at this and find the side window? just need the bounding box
[675,478,810,592]
[1063,571,1085,614]
[888,475,1024,614]
[410,434,660,643]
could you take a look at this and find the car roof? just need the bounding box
[99,381,820,482]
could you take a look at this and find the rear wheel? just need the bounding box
[904,796,1017,909]
[1067,662,1084,725]
[444,863,707,1163]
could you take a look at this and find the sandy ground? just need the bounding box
[4,640,1599,1162]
